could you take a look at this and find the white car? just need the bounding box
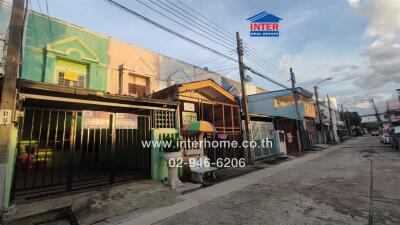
[380,128,390,144]
[371,129,379,136]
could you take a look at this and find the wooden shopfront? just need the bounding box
[152,79,243,162]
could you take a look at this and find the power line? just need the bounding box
[141,0,290,83]
[135,0,233,51]
[172,0,289,77]
[168,0,286,80]
[244,53,290,82]
[104,0,238,63]
[153,0,236,49]
[212,66,239,72]
[44,0,53,40]
[244,65,290,89]
[106,0,297,96]
[163,1,290,81]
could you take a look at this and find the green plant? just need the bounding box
[162,134,181,153]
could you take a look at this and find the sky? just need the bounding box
[12,0,400,120]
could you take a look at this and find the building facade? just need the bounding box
[22,11,108,91]
[248,87,316,154]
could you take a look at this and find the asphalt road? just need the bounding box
[156,136,400,225]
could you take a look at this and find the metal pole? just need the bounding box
[236,32,253,163]
[290,68,304,153]
[369,98,381,124]
[0,0,26,210]
[314,85,325,144]
[327,94,335,143]
[340,104,349,139]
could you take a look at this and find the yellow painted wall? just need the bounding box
[107,40,160,95]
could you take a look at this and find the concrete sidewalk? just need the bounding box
[98,141,349,225]
[5,180,182,225]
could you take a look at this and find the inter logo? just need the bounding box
[247,11,282,37]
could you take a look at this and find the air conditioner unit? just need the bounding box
[274,130,287,156]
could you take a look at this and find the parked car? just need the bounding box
[389,126,400,149]
[371,129,379,136]
[380,128,390,144]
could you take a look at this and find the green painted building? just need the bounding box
[22,9,109,91]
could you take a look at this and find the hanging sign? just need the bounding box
[64,70,78,81]
[183,102,195,112]
[182,111,197,126]
[0,109,12,125]
[116,113,138,129]
[82,111,110,129]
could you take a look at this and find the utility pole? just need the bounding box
[314,85,325,144]
[340,104,349,139]
[327,94,335,143]
[0,0,26,210]
[290,68,304,153]
[369,98,381,124]
[345,108,352,138]
[236,32,253,163]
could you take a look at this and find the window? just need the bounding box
[127,74,149,97]
[55,60,87,88]
[58,71,85,88]
[128,83,147,97]
[274,96,294,108]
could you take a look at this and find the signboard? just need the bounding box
[82,111,110,129]
[0,109,12,125]
[183,102,195,112]
[64,70,78,81]
[116,113,138,129]
[182,111,197,126]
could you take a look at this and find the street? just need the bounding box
[154,136,400,225]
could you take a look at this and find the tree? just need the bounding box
[348,111,361,126]
[361,122,379,130]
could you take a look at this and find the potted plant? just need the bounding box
[161,134,183,188]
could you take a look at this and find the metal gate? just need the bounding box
[13,107,150,200]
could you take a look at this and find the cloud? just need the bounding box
[330,64,359,73]
[347,0,360,8]
[348,0,400,88]
[279,54,298,71]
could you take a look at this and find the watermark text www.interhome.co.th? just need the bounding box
[141,139,273,149]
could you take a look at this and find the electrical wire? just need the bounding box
[44,0,53,40]
[174,0,290,75]
[150,0,236,49]
[106,0,304,98]
[104,0,238,64]
[156,0,287,81]
[159,0,290,82]
[135,0,233,51]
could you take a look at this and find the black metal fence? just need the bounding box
[13,107,151,201]
[203,132,243,163]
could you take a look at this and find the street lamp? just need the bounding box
[314,77,333,144]
[316,77,332,85]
